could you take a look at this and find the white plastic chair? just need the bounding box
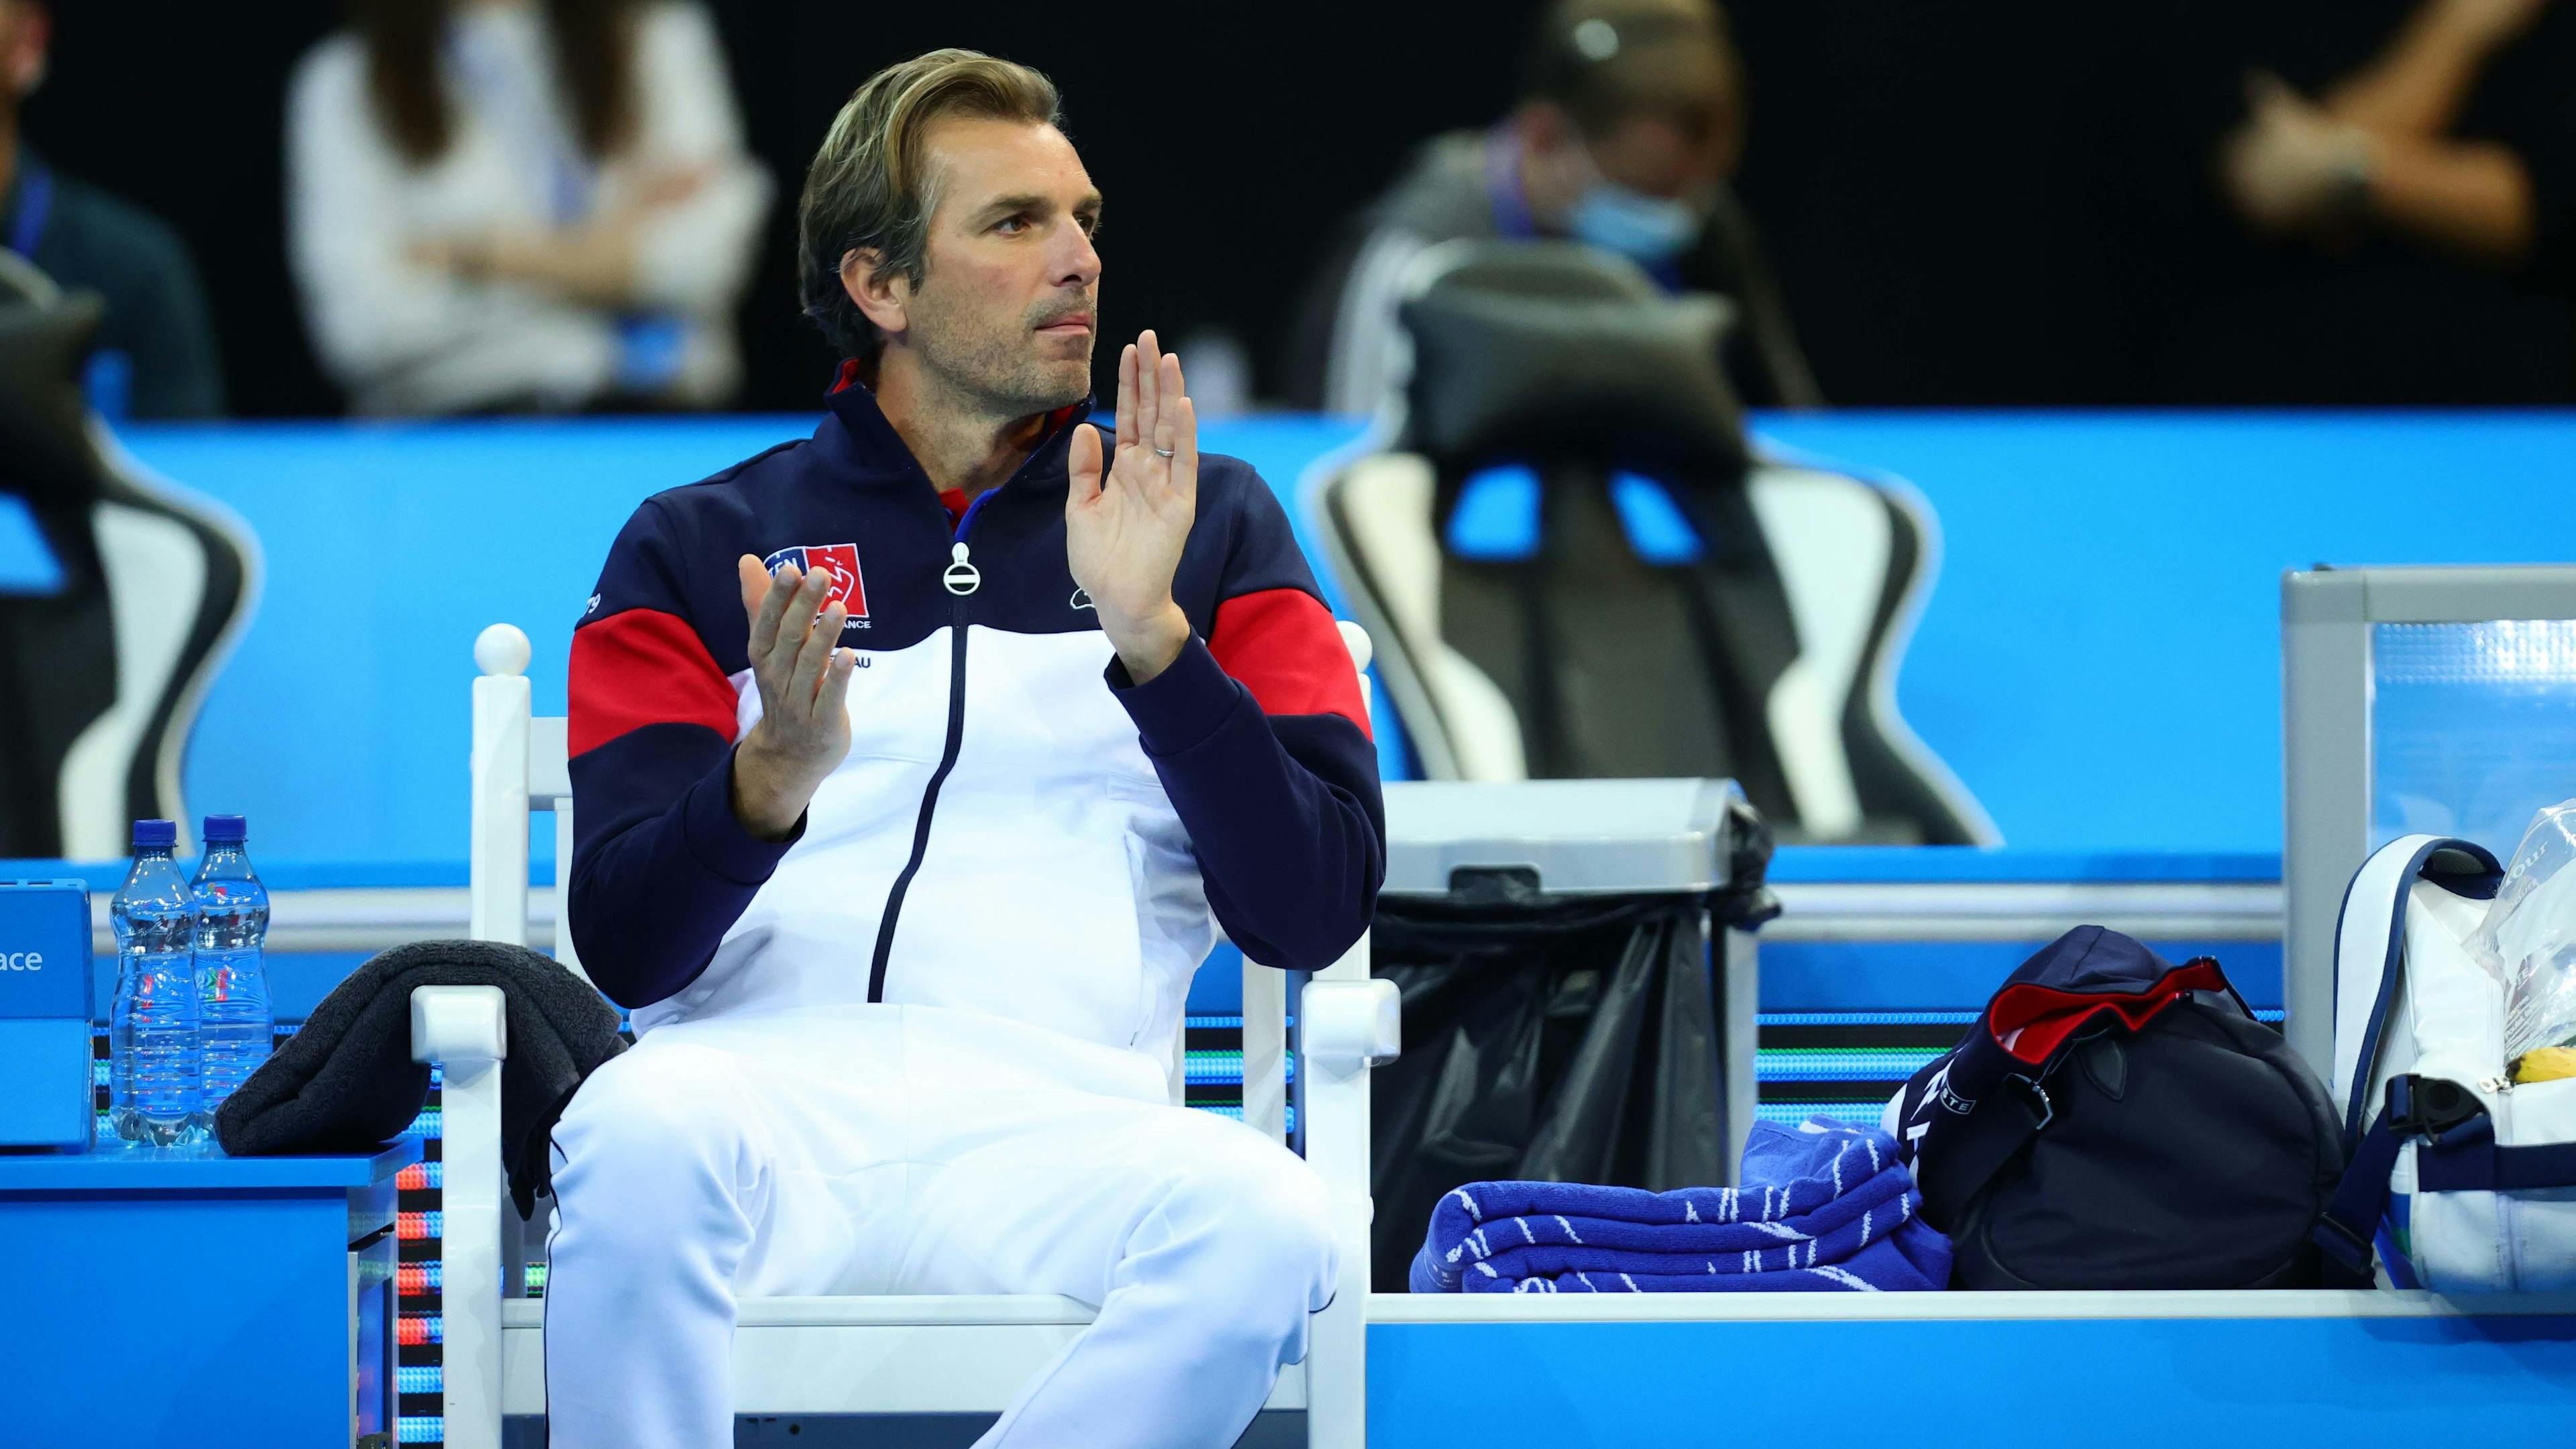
[417,621,1399,1449]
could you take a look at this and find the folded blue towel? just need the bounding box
[1410,1118,1953,1293]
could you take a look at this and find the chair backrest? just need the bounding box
[0,250,262,858]
[468,619,1379,1138]
[1311,240,1994,845]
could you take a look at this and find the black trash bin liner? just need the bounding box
[1367,893,1729,1291]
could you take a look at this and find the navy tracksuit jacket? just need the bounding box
[566,372,1385,1055]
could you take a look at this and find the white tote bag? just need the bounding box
[2320,833,2576,1292]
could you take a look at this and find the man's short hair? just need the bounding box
[797,49,1063,364]
[1523,0,1739,143]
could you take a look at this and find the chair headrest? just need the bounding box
[1397,239,1748,477]
[0,257,107,506]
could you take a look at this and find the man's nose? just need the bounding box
[1057,221,1102,287]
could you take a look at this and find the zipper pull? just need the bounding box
[943,541,981,596]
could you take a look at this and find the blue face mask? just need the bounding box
[1568,184,1705,264]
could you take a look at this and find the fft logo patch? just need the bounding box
[763,543,870,628]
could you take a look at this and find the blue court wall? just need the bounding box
[64,409,2576,873]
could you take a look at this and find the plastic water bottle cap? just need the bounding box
[131,818,176,849]
[203,814,247,844]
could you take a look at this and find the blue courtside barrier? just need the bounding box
[1365,1298,2576,1445]
[93,409,2573,869]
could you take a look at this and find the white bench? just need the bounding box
[417,620,1399,1448]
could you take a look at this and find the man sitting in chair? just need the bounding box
[553,49,1385,1449]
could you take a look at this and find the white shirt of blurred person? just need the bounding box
[288,0,769,415]
[1304,0,1819,415]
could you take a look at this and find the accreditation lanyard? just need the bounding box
[5,161,51,258]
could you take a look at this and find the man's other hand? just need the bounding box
[730,555,857,840]
[1067,329,1197,684]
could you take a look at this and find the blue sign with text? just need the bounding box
[0,879,95,1148]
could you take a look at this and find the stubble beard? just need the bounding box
[915,294,1094,419]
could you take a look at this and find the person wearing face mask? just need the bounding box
[1291,0,1820,415]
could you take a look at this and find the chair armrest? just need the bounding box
[1302,978,1399,1069]
[416,982,508,1448]
[413,985,508,1065]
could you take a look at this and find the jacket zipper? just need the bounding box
[865,488,994,1003]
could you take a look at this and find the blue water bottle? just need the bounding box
[193,814,273,1116]
[109,819,204,1147]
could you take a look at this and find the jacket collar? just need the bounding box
[817,358,1094,492]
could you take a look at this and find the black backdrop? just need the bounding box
[24,1,2573,416]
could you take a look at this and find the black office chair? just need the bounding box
[1308,239,1992,844]
[0,251,259,857]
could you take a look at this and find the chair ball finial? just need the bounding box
[1336,619,1373,674]
[475,623,532,677]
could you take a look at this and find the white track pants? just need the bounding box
[541,1006,1337,1449]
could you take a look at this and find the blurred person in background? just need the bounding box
[2221,0,2571,357]
[0,0,225,418]
[288,0,770,415]
[1291,0,1819,415]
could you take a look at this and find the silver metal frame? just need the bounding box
[2280,566,2576,1077]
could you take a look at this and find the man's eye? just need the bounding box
[995,215,1029,235]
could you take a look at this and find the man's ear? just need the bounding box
[841,248,909,341]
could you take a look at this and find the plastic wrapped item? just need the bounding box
[2483,799,2576,1070]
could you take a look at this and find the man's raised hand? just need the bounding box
[1067,329,1197,683]
[729,555,856,840]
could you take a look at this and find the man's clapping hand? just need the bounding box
[1066,329,1197,684]
[729,555,857,841]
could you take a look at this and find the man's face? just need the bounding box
[0,1,46,106]
[902,116,1102,416]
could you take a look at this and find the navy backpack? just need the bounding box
[1885,926,2347,1289]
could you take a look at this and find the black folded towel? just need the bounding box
[213,939,625,1217]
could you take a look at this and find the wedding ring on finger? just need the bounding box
[1154,446,1175,458]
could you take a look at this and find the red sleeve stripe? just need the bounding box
[569,608,741,756]
[1208,588,1372,739]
